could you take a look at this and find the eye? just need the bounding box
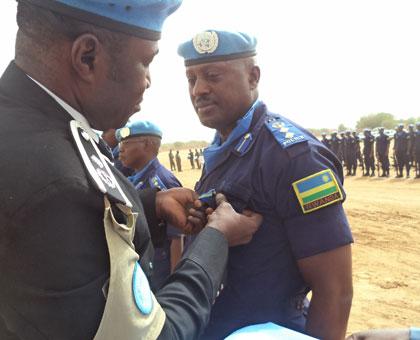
[187,76,196,87]
[206,72,221,82]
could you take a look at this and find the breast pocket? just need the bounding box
[218,180,252,213]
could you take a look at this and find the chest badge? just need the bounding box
[235,133,253,155]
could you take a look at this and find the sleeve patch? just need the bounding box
[292,169,343,214]
[265,118,307,148]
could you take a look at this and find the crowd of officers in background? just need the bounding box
[321,122,420,179]
[168,148,204,172]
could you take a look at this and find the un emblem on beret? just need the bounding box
[193,31,218,54]
[119,127,131,139]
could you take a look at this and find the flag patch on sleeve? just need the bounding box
[292,169,343,214]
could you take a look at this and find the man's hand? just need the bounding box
[206,194,262,246]
[156,188,206,234]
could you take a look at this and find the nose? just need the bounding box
[191,78,210,97]
[145,69,151,89]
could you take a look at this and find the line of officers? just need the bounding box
[320,122,420,178]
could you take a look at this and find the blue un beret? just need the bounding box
[177,30,257,66]
[116,120,162,141]
[22,0,182,41]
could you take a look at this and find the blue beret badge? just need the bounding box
[193,31,219,54]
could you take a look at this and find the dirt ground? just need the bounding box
[159,150,420,334]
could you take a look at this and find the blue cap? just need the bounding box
[177,30,257,66]
[115,120,162,141]
[23,0,182,41]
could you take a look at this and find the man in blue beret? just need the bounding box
[116,120,185,291]
[178,29,353,340]
[0,3,263,339]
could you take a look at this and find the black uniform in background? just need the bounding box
[375,130,390,177]
[394,128,409,178]
[363,131,375,176]
[0,62,227,340]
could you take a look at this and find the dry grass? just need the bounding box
[158,149,420,333]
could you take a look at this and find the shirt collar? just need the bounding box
[27,75,99,143]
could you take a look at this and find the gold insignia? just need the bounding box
[285,132,294,139]
[272,122,283,129]
[193,31,219,54]
[119,127,130,139]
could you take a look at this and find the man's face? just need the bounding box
[86,37,159,130]
[118,137,148,170]
[185,59,258,136]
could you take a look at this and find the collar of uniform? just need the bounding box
[26,75,99,144]
[128,157,159,187]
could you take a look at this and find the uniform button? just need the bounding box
[149,262,153,270]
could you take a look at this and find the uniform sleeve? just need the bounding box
[156,227,228,339]
[265,141,353,259]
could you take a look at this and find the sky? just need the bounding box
[1,0,420,143]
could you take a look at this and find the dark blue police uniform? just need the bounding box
[197,101,353,339]
[376,132,390,176]
[394,129,409,177]
[128,157,183,291]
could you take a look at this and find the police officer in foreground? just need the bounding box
[375,127,391,177]
[178,30,353,340]
[0,2,262,339]
[116,121,185,292]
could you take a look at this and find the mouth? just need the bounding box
[195,101,216,114]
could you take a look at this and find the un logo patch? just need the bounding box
[193,31,219,54]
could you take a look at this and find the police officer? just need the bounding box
[345,130,357,176]
[408,124,416,174]
[175,149,182,171]
[415,122,420,178]
[168,149,176,171]
[375,127,391,177]
[321,132,331,149]
[339,131,347,167]
[0,2,262,339]
[178,29,353,340]
[188,149,195,169]
[363,128,376,176]
[116,121,184,291]
[353,131,364,174]
[394,123,410,178]
[330,131,341,158]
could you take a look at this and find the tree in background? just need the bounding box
[356,113,396,130]
[338,123,349,132]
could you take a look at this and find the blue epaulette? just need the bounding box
[265,115,307,148]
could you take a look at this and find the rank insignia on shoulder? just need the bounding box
[265,118,307,148]
[292,169,343,214]
[234,133,253,155]
[149,175,167,190]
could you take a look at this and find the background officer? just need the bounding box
[0,2,262,339]
[415,122,420,178]
[178,29,353,340]
[117,120,185,291]
[375,127,391,177]
[345,130,357,176]
[408,124,416,174]
[363,128,376,176]
[330,131,341,158]
[168,149,176,171]
[394,123,409,178]
[321,132,331,149]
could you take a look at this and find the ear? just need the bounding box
[249,65,260,90]
[70,33,103,83]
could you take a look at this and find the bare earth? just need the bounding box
[159,150,420,333]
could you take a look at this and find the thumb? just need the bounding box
[215,193,227,206]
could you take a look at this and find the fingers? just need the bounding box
[215,193,227,206]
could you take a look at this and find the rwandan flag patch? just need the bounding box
[292,169,343,214]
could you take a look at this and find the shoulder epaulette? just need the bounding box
[70,120,132,207]
[264,115,307,148]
